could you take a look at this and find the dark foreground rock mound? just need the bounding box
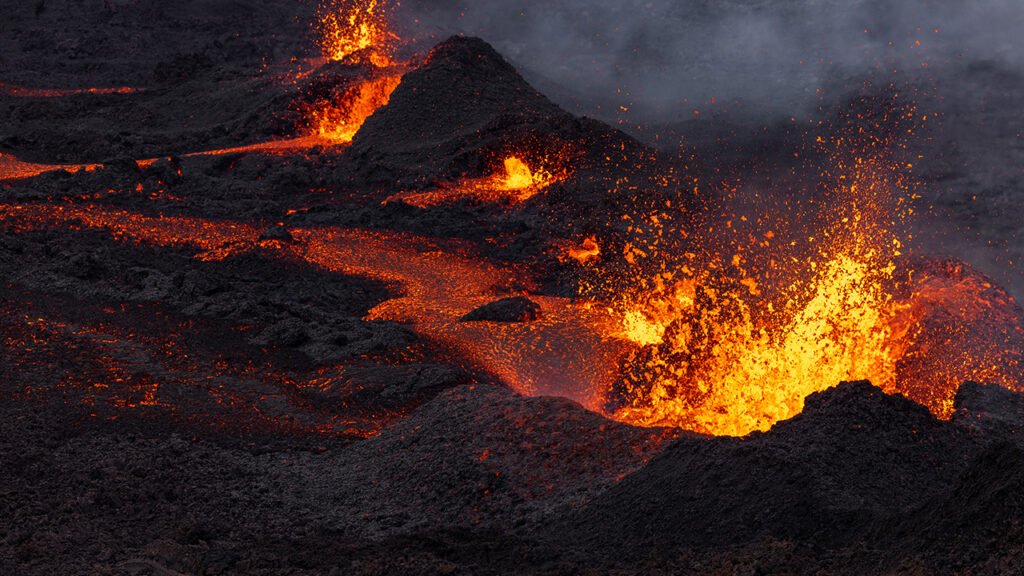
[287,385,673,539]
[956,380,1024,445]
[548,381,1024,573]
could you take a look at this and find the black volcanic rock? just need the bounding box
[956,380,1024,424]
[299,363,469,411]
[342,35,688,279]
[359,36,563,145]
[552,381,980,556]
[460,296,541,322]
[258,225,295,243]
[882,440,1024,571]
[350,36,653,186]
[294,385,671,538]
[955,380,1024,444]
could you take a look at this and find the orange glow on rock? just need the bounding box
[567,237,602,265]
[0,83,138,98]
[386,154,568,208]
[0,202,624,410]
[307,0,404,143]
[310,74,402,143]
[0,153,100,181]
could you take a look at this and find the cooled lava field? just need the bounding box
[3,1,1024,574]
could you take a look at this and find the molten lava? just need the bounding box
[602,102,1024,436]
[499,156,545,191]
[310,74,402,142]
[0,153,100,181]
[0,83,138,97]
[317,0,396,67]
[0,202,623,408]
[386,155,567,208]
[566,237,602,265]
[308,0,404,143]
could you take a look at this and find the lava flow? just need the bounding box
[0,202,625,408]
[0,2,406,180]
[308,0,404,143]
[386,155,568,208]
[0,152,100,181]
[0,290,389,438]
[0,83,138,97]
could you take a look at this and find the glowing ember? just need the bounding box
[0,83,138,97]
[0,152,100,181]
[601,100,1024,436]
[386,154,567,208]
[318,0,396,67]
[567,237,602,265]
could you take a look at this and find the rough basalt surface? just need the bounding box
[2,1,1024,575]
[461,296,542,322]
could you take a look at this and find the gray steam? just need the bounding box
[396,0,1024,124]
[395,0,1024,298]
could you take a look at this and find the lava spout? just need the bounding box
[317,0,396,67]
[310,74,402,143]
[386,153,568,208]
[599,100,1024,436]
[307,0,405,144]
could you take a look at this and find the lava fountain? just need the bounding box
[602,95,1024,436]
[317,0,396,67]
[309,0,404,143]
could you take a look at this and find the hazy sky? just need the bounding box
[395,0,1024,123]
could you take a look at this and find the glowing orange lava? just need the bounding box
[317,0,396,67]
[310,74,402,142]
[0,83,138,98]
[0,202,624,409]
[386,155,567,208]
[566,237,602,265]
[602,104,1024,436]
[1,137,340,182]
[0,152,100,181]
[305,0,405,143]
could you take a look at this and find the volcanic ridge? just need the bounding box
[3,1,1024,575]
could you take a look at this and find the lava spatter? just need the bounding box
[600,95,1024,436]
[384,153,569,208]
[307,0,405,144]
